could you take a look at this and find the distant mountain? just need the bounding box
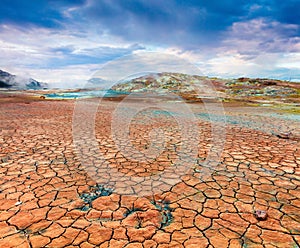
[86,77,112,89]
[0,69,47,89]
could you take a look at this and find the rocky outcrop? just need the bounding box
[111,72,299,102]
[111,72,224,102]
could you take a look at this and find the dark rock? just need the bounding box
[254,210,268,221]
[237,77,250,82]
[276,131,292,139]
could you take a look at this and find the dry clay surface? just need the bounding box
[0,99,299,248]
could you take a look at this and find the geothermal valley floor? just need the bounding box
[0,95,299,248]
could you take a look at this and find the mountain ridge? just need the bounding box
[0,69,47,89]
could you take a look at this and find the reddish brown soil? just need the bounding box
[0,95,299,247]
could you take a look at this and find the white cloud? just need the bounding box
[0,64,97,88]
[205,53,258,78]
[1,17,300,87]
[220,18,300,56]
[276,53,300,68]
[0,24,145,86]
[92,52,204,82]
[134,18,300,81]
[196,18,300,80]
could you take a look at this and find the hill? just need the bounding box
[111,72,300,103]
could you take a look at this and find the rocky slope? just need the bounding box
[111,72,221,101]
[0,69,47,89]
[111,72,300,103]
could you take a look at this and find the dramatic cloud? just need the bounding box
[0,0,299,86]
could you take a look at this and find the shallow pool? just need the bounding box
[45,89,127,99]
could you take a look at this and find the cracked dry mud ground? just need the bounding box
[0,99,299,248]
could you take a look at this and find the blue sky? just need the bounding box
[0,0,299,86]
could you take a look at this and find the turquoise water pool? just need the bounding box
[45,89,127,99]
